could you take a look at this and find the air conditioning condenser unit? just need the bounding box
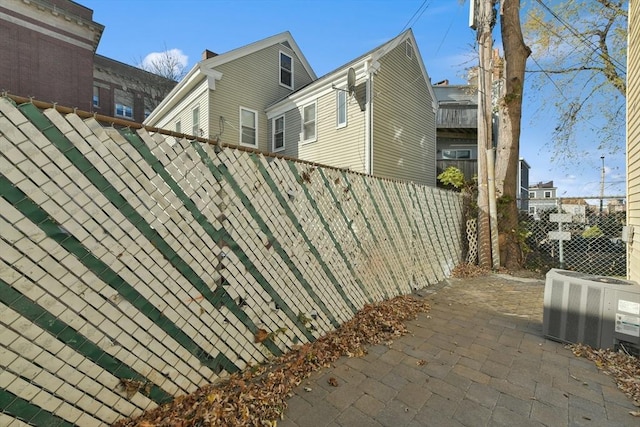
[543,269,640,354]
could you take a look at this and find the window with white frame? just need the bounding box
[529,206,536,215]
[337,90,347,128]
[240,107,257,147]
[280,52,293,89]
[529,192,536,198]
[175,120,181,134]
[272,116,285,152]
[544,191,552,198]
[115,103,133,119]
[302,101,317,143]
[192,107,200,136]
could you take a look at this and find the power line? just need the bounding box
[532,0,627,76]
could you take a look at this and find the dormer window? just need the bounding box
[280,52,293,89]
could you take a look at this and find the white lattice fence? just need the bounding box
[0,97,463,426]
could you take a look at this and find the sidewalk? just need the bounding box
[278,274,638,427]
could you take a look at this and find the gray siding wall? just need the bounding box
[209,43,314,153]
[628,0,639,281]
[291,89,367,172]
[371,41,436,186]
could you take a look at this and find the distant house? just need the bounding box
[433,84,478,181]
[146,30,438,186]
[560,198,588,223]
[528,181,558,218]
[145,32,316,149]
[266,29,437,185]
[433,82,530,206]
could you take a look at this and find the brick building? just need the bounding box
[0,0,176,120]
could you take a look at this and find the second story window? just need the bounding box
[272,116,285,152]
[93,86,100,107]
[192,107,200,136]
[115,103,133,119]
[302,101,316,143]
[240,107,257,147]
[337,90,347,128]
[280,52,293,89]
[529,192,536,198]
[544,191,552,198]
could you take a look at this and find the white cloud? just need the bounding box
[141,48,188,69]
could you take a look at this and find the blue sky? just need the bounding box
[82,0,626,198]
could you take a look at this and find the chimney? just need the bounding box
[202,49,218,60]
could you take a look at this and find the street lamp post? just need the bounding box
[600,156,605,215]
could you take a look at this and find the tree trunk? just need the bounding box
[495,0,531,270]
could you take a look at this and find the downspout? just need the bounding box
[364,60,377,175]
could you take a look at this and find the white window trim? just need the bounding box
[115,103,133,119]
[544,191,552,198]
[279,51,293,90]
[529,192,536,198]
[405,40,413,59]
[239,106,258,148]
[336,90,347,129]
[272,115,285,152]
[301,101,317,145]
[192,106,200,136]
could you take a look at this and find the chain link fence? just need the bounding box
[521,196,627,277]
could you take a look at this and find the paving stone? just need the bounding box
[453,397,492,427]
[490,405,545,427]
[280,275,638,427]
[359,377,397,403]
[496,392,532,417]
[466,381,501,409]
[353,393,384,417]
[374,398,417,427]
[531,400,568,426]
[335,406,382,427]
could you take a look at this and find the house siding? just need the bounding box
[628,0,639,282]
[292,89,367,173]
[152,80,209,139]
[209,43,314,152]
[371,40,436,186]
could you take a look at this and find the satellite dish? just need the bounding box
[347,68,356,96]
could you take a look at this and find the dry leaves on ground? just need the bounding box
[568,343,640,410]
[451,263,491,278]
[112,295,429,427]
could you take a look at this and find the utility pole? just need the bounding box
[475,0,495,268]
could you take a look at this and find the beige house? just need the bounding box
[145,32,316,151]
[146,30,437,186]
[628,0,639,282]
[266,29,437,186]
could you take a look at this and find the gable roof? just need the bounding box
[266,28,437,116]
[145,31,316,124]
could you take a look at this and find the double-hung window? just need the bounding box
[192,107,200,136]
[337,90,347,128]
[115,103,133,119]
[544,191,552,198]
[240,107,258,147]
[272,116,285,152]
[302,102,317,143]
[280,52,293,89]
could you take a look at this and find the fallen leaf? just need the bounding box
[255,329,269,343]
[328,377,339,387]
